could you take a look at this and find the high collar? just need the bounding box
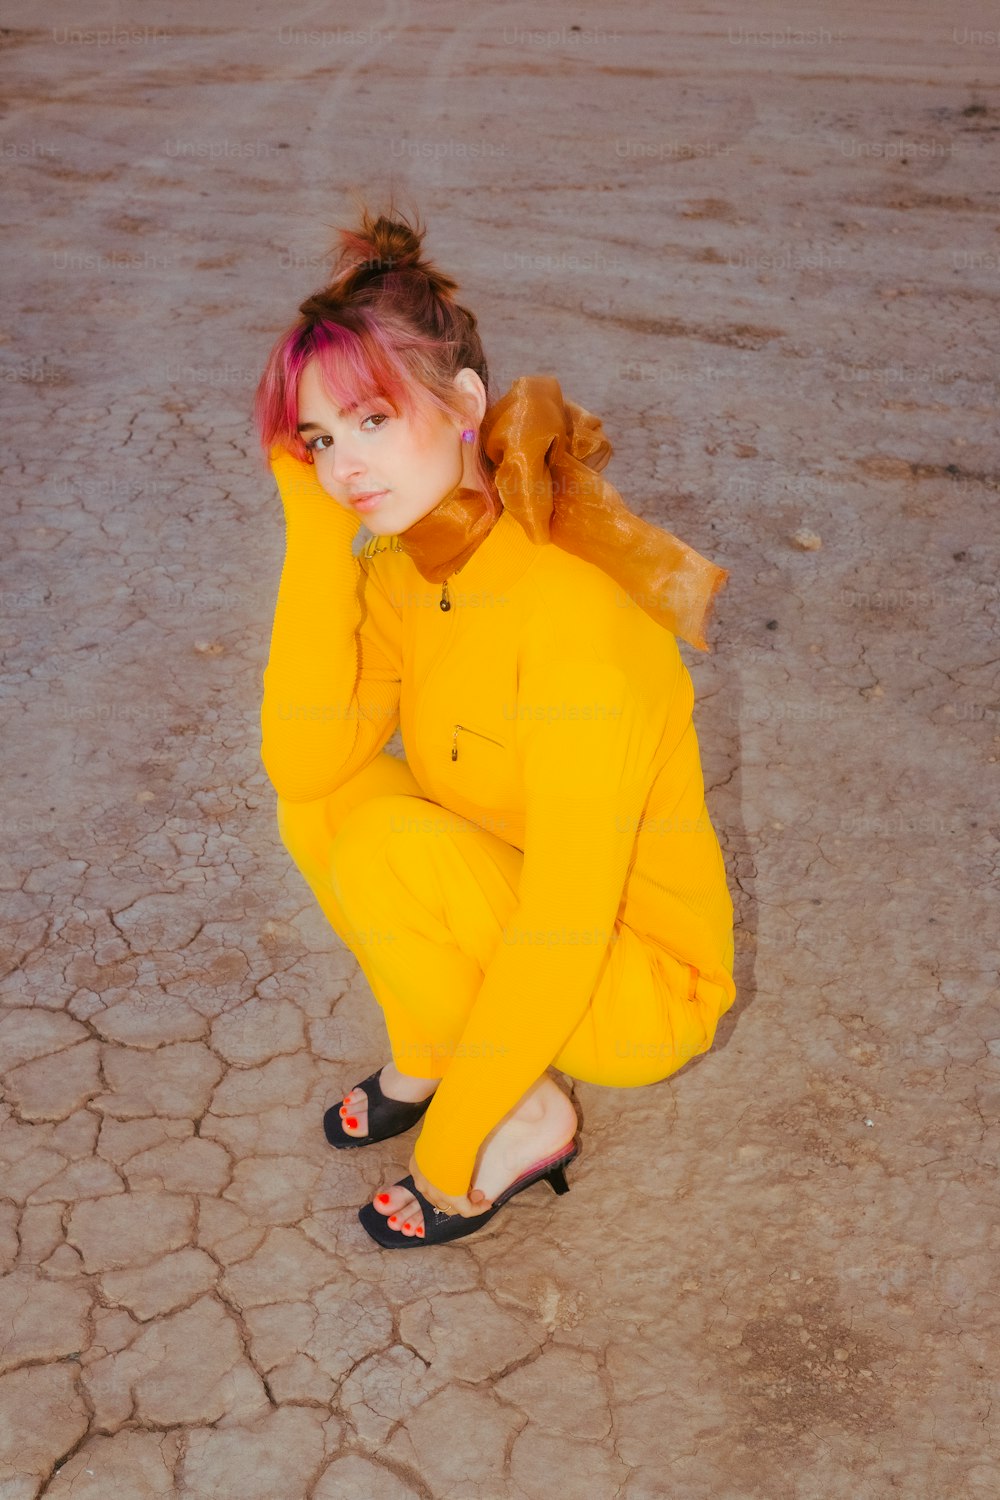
[448,504,541,594]
[394,482,501,585]
[392,501,541,597]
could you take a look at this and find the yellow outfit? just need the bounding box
[262,450,736,1197]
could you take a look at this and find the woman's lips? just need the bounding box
[349,490,387,513]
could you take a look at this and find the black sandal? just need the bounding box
[323,1066,434,1149]
[357,1138,580,1247]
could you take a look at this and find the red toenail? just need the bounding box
[346,1117,357,1128]
[417,1225,424,1236]
[403,1222,410,1230]
[377,1193,390,1204]
[388,1215,398,1224]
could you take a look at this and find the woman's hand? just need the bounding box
[407,1151,493,1218]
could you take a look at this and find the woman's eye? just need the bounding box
[306,413,387,452]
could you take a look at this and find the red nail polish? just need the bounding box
[416,1225,424,1236]
[346,1117,358,1128]
[377,1193,390,1204]
[388,1215,398,1224]
[403,1222,410,1230]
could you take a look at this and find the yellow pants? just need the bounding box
[277,751,721,1116]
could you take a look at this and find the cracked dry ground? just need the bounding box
[2,7,999,1499]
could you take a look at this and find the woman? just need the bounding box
[254,204,736,1248]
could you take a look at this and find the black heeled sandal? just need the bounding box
[323,1066,434,1150]
[357,1138,581,1247]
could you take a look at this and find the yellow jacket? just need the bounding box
[261,450,736,1193]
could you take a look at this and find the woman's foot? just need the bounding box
[338,1061,440,1140]
[370,1073,577,1238]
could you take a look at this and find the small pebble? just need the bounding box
[863,1117,874,1128]
[791,528,822,551]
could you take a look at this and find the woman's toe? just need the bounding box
[372,1184,408,1219]
[397,1201,424,1236]
[339,1087,366,1131]
[378,1188,423,1236]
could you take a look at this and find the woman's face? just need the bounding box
[295,357,485,535]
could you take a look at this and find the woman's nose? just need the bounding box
[329,440,367,489]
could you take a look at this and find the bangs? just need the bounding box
[254,311,432,463]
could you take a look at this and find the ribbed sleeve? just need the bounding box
[412,655,659,1195]
[259,449,402,804]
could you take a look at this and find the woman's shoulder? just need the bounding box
[526,545,680,655]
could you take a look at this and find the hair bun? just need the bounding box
[332,206,435,284]
[325,202,462,308]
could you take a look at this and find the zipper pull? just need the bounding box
[451,723,503,760]
[440,578,451,611]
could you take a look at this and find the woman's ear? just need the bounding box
[454,366,487,426]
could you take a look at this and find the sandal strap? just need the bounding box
[357,1069,387,1111]
[358,1070,430,1130]
[396,1174,477,1231]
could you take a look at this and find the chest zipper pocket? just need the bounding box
[451,723,504,761]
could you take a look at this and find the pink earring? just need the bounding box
[461,428,475,443]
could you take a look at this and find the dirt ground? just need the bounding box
[2,4,998,1497]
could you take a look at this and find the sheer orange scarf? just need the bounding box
[396,374,729,652]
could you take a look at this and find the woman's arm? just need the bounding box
[260,448,402,803]
[412,655,656,1196]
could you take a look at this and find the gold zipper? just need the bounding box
[363,533,453,612]
[362,533,459,610]
[441,556,473,611]
[361,535,404,559]
[452,723,504,761]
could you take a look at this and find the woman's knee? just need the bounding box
[275,751,425,853]
[328,792,429,865]
[275,774,409,855]
[324,792,441,926]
